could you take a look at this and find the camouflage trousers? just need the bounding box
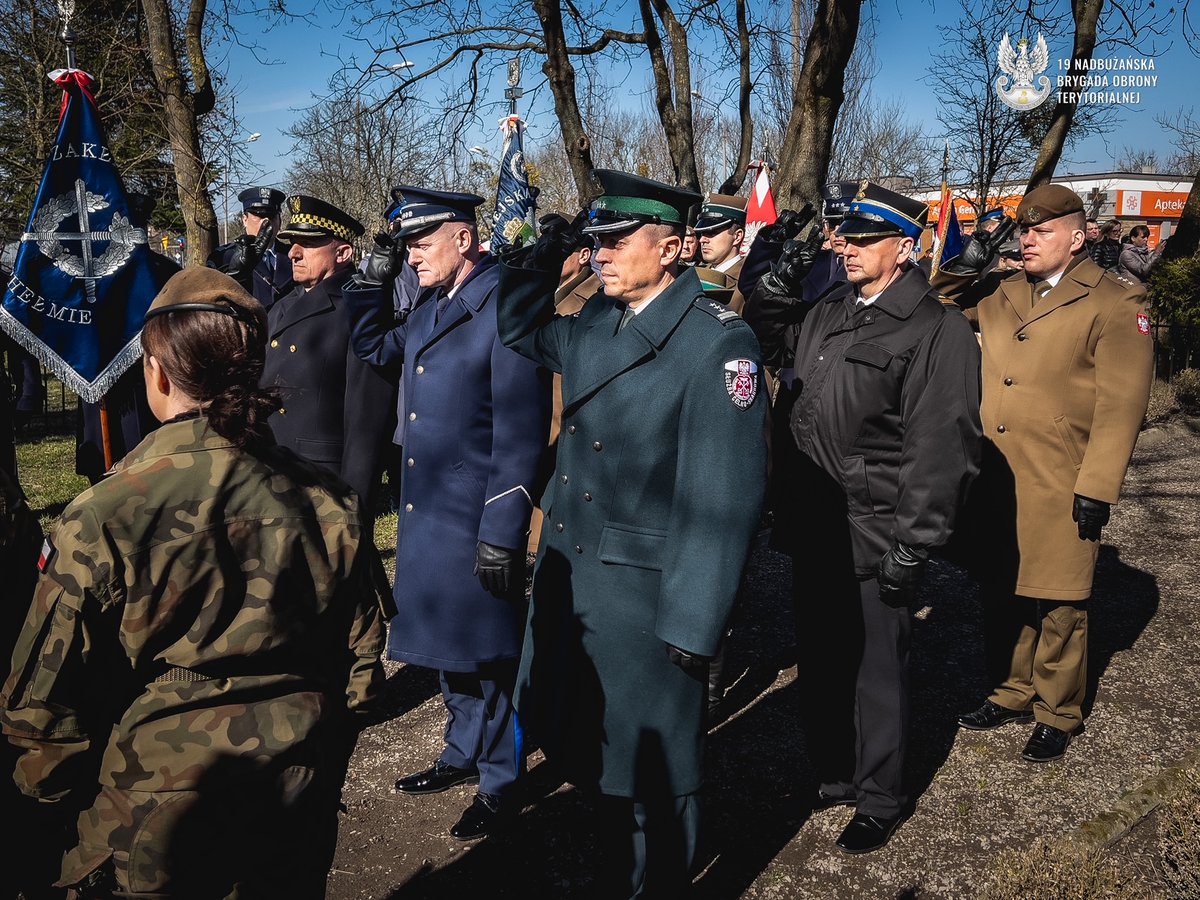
[61,764,337,899]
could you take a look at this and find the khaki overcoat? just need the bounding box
[960,255,1153,600]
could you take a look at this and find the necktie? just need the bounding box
[1033,280,1052,305]
[619,304,635,331]
[435,291,451,323]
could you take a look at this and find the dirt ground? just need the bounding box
[325,419,1200,899]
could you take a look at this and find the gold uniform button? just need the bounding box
[409,412,417,421]
[416,365,425,374]
[278,407,286,415]
[405,503,413,513]
[270,339,279,348]
[407,457,415,467]
[289,344,297,353]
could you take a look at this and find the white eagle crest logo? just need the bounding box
[995,32,1052,111]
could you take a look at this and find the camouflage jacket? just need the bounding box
[0,417,388,802]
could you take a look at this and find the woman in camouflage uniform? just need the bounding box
[1,268,389,898]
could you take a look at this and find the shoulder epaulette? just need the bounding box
[693,296,741,324]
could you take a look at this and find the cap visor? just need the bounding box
[581,217,642,235]
[836,217,904,239]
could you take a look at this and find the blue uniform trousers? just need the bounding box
[438,660,522,799]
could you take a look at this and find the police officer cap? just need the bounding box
[238,187,286,216]
[583,169,701,235]
[693,193,748,234]
[821,181,858,221]
[1016,185,1085,227]
[979,207,1007,225]
[391,187,484,239]
[999,238,1022,260]
[837,180,929,240]
[143,266,266,332]
[277,195,365,243]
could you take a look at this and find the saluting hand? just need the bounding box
[943,217,1017,276]
[763,225,824,297]
[353,232,407,289]
[225,220,275,290]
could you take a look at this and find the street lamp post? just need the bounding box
[222,129,261,245]
[691,90,729,189]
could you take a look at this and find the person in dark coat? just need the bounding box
[497,170,769,898]
[344,187,550,841]
[207,187,295,310]
[744,181,982,855]
[262,195,395,511]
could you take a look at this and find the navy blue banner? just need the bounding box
[0,70,166,403]
[489,115,536,252]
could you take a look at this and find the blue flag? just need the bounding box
[489,115,536,252]
[944,202,965,262]
[1,70,166,403]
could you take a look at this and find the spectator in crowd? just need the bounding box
[1090,219,1123,271]
[1,268,388,898]
[1118,224,1160,283]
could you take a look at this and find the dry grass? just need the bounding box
[979,839,1142,900]
[1144,379,1177,427]
[1155,761,1200,899]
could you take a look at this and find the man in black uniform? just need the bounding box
[207,187,294,310]
[263,195,394,511]
[745,181,982,854]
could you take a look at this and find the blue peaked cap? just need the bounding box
[392,187,484,238]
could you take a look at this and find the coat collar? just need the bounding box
[822,264,931,320]
[999,252,1097,325]
[269,265,352,336]
[115,417,235,472]
[421,253,497,345]
[562,267,699,411]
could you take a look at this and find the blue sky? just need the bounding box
[223,1,1199,191]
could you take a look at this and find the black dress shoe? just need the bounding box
[449,792,503,841]
[835,813,903,854]
[394,760,479,795]
[1021,723,1073,762]
[957,700,1034,731]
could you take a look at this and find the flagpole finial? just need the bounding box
[57,0,77,70]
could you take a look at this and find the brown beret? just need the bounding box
[144,267,266,333]
[1016,185,1085,227]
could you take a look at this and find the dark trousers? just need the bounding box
[596,791,701,899]
[439,660,522,800]
[795,569,912,818]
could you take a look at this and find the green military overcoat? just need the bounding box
[498,262,768,799]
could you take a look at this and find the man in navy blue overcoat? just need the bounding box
[344,188,550,841]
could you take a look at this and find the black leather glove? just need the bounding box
[524,210,589,270]
[942,218,1017,276]
[762,225,824,297]
[224,220,276,289]
[1072,495,1110,542]
[758,202,816,245]
[878,541,928,608]
[473,541,522,599]
[665,643,711,679]
[353,232,407,289]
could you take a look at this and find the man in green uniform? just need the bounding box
[497,170,769,897]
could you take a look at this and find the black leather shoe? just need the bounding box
[835,813,903,854]
[957,700,1034,731]
[394,760,479,795]
[449,792,503,841]
[1021,723,1073,762]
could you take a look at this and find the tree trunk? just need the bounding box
[1162,169,1200,261]
[642,0,700,192]
[534,0,596,208]
[141,0,217,265]
[774,0,862,211]
[1026,0,1103,190]
[718,0,753,196]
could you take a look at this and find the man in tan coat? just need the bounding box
[945,184,1153,762]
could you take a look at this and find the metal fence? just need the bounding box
[1152,323,1200,382]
